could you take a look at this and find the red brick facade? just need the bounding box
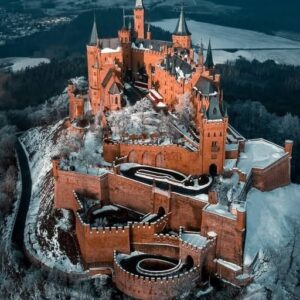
[55,1,294,298]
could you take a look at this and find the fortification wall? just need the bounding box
[75,212,130,264]
[54,169,109,210]
[108,173,153,213]
[170,193,207,230]
[252,154,290,191]
[113,252,201,300]
[201,209,245,265]
[179,236,216,267]
[132,234,180,259]
[104,142,203,175]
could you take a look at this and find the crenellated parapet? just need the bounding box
[113,250,202,300]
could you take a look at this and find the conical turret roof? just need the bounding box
[89,14,98,46]
[204,40,214,69]
[173,7,191,36]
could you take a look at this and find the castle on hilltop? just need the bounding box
[53,1,295,299]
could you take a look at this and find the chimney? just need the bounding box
[285,140,293,158]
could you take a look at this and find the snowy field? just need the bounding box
[0,57,50,73]
[152,19,300,65]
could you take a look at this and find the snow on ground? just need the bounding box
[0,57,50,73]
[152,19,300,65]
[244,184,300,299]
[20,120,84,273]
[245,184,300,265]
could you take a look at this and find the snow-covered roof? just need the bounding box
[205,203,236,220]
[224,159,237,171]
[181,232,207,248]
[157,101,167,108]
[237,139,286,175]
[216,258,242,272]
[226,143,239,151]
[101,46,122,54]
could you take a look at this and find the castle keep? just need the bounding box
[57,1,294,299]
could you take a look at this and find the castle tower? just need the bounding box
[87,15,102,114]
[118,10,133,77]
[199,96,228,176]
[134,0,145,39]
[198,41,204,70]
[172,7,192,49]
[118,9,132,44]
[204,40,214,71]
[146,23,152,40]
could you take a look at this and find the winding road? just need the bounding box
[12,139,32,253]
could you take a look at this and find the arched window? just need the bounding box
[115,97,118,104]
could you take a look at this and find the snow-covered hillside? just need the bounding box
[0,57,50,73]
[244,184,300,299]
[20,119,84,273]
[152,19,300,65]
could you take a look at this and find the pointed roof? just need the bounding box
[135,0,144,9]
[89,14,98,46]
[109,82,123,95]
[204,40,214,69]
[196,77,216,96]
[207,96,223,120]
[173,7,191,36]
[199,40,204,56]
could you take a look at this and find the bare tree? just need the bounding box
[175,93,195,129]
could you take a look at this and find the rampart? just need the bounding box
[113,251,202,300]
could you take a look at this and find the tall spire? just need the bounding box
[135,0,144,9]
[204,39,214,69]
[198,40,204,68]
[123,8,126,28]
[89,12,99,46]
[173,6,191,36]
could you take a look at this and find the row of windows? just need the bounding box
[208,132,222,137]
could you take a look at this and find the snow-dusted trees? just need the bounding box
[109,109,131,140]
[0,126,17,219]
[175,92,195,129]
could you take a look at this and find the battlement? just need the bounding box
[113,250,201,299]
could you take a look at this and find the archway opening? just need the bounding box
[209,164,217,177]
[157,207,165,218]
[186,255,194,268]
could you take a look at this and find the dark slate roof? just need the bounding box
[161,54,193,77]
[207,96,223,120]
[100,38,120,49]
[204,40,214,69]
[173,7,191,36]
[134,39,172,52]
[89,18,98,45]
[102,68,114,88]
[195,77,216,95]
[109,82,123,95]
